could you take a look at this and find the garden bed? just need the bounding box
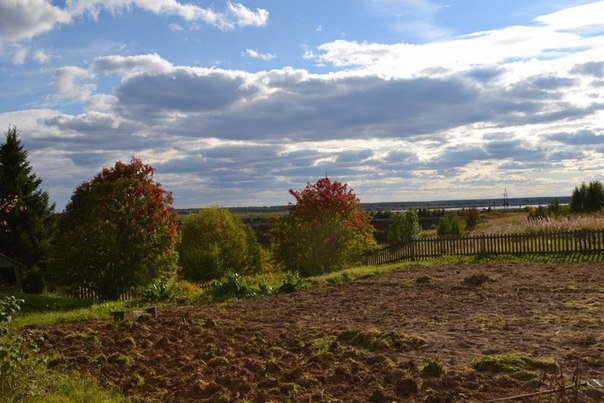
[35,262,603,401]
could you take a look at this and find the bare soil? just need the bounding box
[37,262,603,401]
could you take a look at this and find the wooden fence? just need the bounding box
[365,229,604,265]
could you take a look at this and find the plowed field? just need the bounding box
[38,262,603,401]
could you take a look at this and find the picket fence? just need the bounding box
[365,229,604,265]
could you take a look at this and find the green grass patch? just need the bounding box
[470,351,558,376]
[337,329,426,352]
[11,369,128,402]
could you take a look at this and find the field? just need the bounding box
[32,261,603,401]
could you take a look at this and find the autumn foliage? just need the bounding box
[50,158,178,299]
[271,177,375,276]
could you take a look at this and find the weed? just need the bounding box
[337,329,426,352]
[420,358,447,378]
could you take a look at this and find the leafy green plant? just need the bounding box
[210,273,254,299]
[277,272,308,293]
[139,281,178,302]
[1,296,46,399]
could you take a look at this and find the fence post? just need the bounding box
[480,236,486,256]
[410,240,415,261]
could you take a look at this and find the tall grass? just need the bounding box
[482,214,604,235]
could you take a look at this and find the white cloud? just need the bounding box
[316,25,323,33]
[12,47,28,65]
[244,49,276,60]
[226,1,269,27]
[50,66,96,102]
[168,22,185,32]
[306,1,604,79]
[0,0,269,43]
[0,0,70,42]
[33,49,51,63]
[92,53,174,74]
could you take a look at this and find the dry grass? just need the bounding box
[475,212,604,235]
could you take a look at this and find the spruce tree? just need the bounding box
[0,126,55,279]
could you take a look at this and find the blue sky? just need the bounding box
[1,0,604,209]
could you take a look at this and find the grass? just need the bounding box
[470,351,558,376]
[4,251,602,330]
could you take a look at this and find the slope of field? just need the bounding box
[37,262,603,401]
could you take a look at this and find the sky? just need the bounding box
[1,0,604,210]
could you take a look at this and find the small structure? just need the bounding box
[0,253,22,292]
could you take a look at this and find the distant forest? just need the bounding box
[176,196,571,216]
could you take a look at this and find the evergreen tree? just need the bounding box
[0,126,55,276]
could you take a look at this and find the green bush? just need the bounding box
[436,212,465,237]
[387,209,421,245]
[178,207,262,281]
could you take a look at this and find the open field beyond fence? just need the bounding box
[367,229,604,265]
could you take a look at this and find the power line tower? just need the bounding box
[503,188,509,209]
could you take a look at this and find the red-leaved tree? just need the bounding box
[50,158,178,299]
[271,177,375,276]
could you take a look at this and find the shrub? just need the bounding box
[436,212,465,237]
[270,177,375,276]
[50,158,178,300]
[387,209,421,245]
[178,207,262,282]
[464,207,480,230]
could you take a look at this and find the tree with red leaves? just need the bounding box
[50,158,178,299]
[271,177,375,276]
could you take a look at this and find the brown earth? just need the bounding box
[36,262,603,401]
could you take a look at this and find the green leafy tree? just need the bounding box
[270,177,375,276]
[436,212,465,237]
[570,181,604,213]
[387,209,421,245]
[50,158,178,299]
[178,207,261,281]
[0,126,55,293]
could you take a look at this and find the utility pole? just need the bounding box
[503,188,509,209]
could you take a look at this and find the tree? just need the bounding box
[178,207,261,281]
[464,207,480,229]
[50,158,178,299]
[436,212,465,237]
[270,177,375,276]
[0,126,55,292]
[387,209,421,245]
[570,181,604,213]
